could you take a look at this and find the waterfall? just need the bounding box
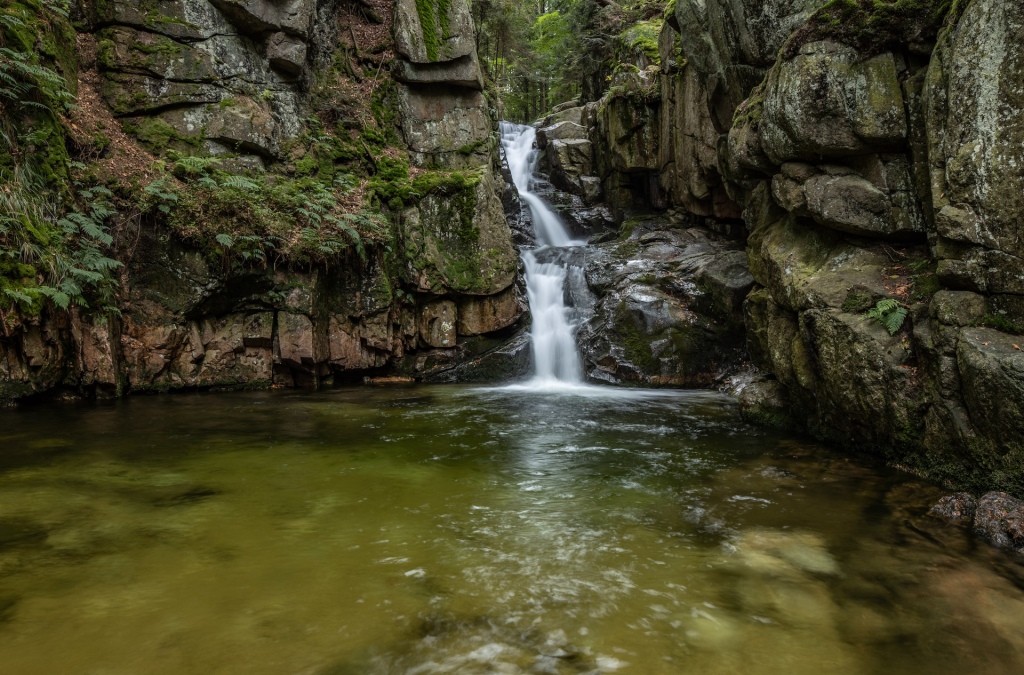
[500,122,586,388]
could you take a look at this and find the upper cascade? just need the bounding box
[500,122,579,248]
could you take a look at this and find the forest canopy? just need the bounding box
[471,0,671,122]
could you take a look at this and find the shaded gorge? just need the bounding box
[2,388,1024,674]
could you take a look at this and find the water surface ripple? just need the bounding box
[1,387,1023,674]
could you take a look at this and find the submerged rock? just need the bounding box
[973,492,1024,554]
[929,493,978,523]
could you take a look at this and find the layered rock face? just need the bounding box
[87,0,327,164]
[0,0,524,402]
[560,0,1024,494]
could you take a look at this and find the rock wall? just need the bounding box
[0,0,526,403]
[561,0,1024,495]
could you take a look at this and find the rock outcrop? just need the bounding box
[0,0,524,403]
[576,213,753,387]
[557,0,1024,496]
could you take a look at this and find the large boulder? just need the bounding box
[760,42,907,164]
[578,218,753,386]
[396,86,492,168]
[400,169,518,296]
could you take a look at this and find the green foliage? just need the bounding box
[0,1,74,119]
[618,19,663,65]
[0,1,123,323]
[0,163,122,320]
[866,298,908,336]
[142,158,386,268]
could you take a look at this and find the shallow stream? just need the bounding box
[2,387,1024,674]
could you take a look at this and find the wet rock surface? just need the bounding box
[574,213,753,386]
[930,491,1024,557]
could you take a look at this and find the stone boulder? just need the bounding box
[973,492,1024,554]
[400,169,518,296]
[419,300,458,348]
[394,0,477,64]
[396,86,492,168]
[929,492,978,522]
[547,139,595,198]
[536,119,588,149]
[577,218,753,386]
[393,0,483,89]
[457,286,525,336]
[802,170,924,239]
[209,0,316,36]
[760,42,907,164]
[267,32,307,75]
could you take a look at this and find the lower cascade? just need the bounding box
[500,122,588,389]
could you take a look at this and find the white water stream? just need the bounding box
[500,122,586,389]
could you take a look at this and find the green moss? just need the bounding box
[784,0,956,58]
[911,272,941,301]
[415,0,454,62]
[457,138,490,156]
[618,19,663,65]
[981,314,1024,336]
[841,288,876,313]
[122,118,202,154]
[613,302,658,372]
[732,77,767,130]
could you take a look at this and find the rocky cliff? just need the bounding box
[536,0,1024,495]
[0,0,525,402]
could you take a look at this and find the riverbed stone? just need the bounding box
[973,492,1024,553]
[930,493,978,523]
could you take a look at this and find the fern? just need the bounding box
[866,299,908,336]
[172,155,222,177]
[219,174,260,191]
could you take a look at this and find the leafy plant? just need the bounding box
[867,298,908,335]
[0,163,122,321]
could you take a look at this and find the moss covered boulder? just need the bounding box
[400,169,518,296]
[760,42,907,163]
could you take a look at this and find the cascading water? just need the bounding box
[500,122,586,388]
